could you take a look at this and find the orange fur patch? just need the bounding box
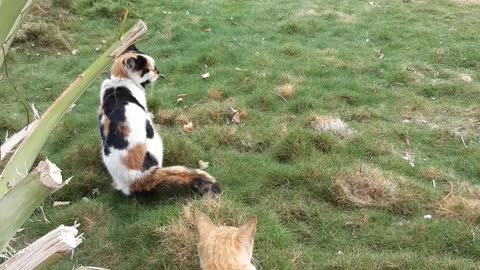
[111,52,139,78]
[102,116,110,136]
[129,166,216,192]
[116,122,130,137]
[121,143,146,170]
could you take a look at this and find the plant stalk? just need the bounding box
[0,159,66,252]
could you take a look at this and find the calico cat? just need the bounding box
[195,212,257,270]
[98,45,220,196]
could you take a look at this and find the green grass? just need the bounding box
[1,0,480,269]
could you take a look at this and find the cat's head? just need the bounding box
[194,211,257,270]
[111,45,161,88]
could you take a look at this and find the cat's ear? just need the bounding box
[238,216,257,244]
[125,44,139,53]
[194,211,216,240]
[124,57,136,71]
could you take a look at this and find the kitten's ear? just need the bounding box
[124,57,136,71]
[125,44,139,53]
[194,211,216,240]
[238,216,257,244]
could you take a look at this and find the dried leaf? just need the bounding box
[201,72,210,79]
[231,112,241,124]
[198,160,209,170]
[183,122,193,133]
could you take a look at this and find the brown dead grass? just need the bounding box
[15,0,72,50]
[334,165,399,208]
[436,195,480,223]
[419,167,446,181]
[153,198,248,268]
[277,83,297,100]
[436,182,480,223]
[208,89,224,101]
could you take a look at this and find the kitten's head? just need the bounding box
[111,45,161,88]
[194,211,257,270]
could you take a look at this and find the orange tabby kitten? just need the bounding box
[194,212,257,270]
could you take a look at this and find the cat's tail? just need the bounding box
[129,166,221,195]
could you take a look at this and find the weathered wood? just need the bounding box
[0,224,82,270]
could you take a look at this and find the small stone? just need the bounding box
[92,188,100,196]
[423,214,432,220]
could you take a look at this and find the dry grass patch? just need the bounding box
[153,198,249,268]
[436,195,480,223]
[207,89,224,101]
[334,165,399,208]
[276,83,297,100]
[154,109,184,127]
[15,0,72,50]
[334,165,429,214]
[436,182,480,223]
[307,115,351,137]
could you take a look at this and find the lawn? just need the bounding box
[1,0,480,269]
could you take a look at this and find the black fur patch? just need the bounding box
[140,80,151,88]
[142,151,158,171]
[100,86,145,155]
[192,178,221,195]
[124,44,142,54]
[146,120,154,138]
[98,118,110,155]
